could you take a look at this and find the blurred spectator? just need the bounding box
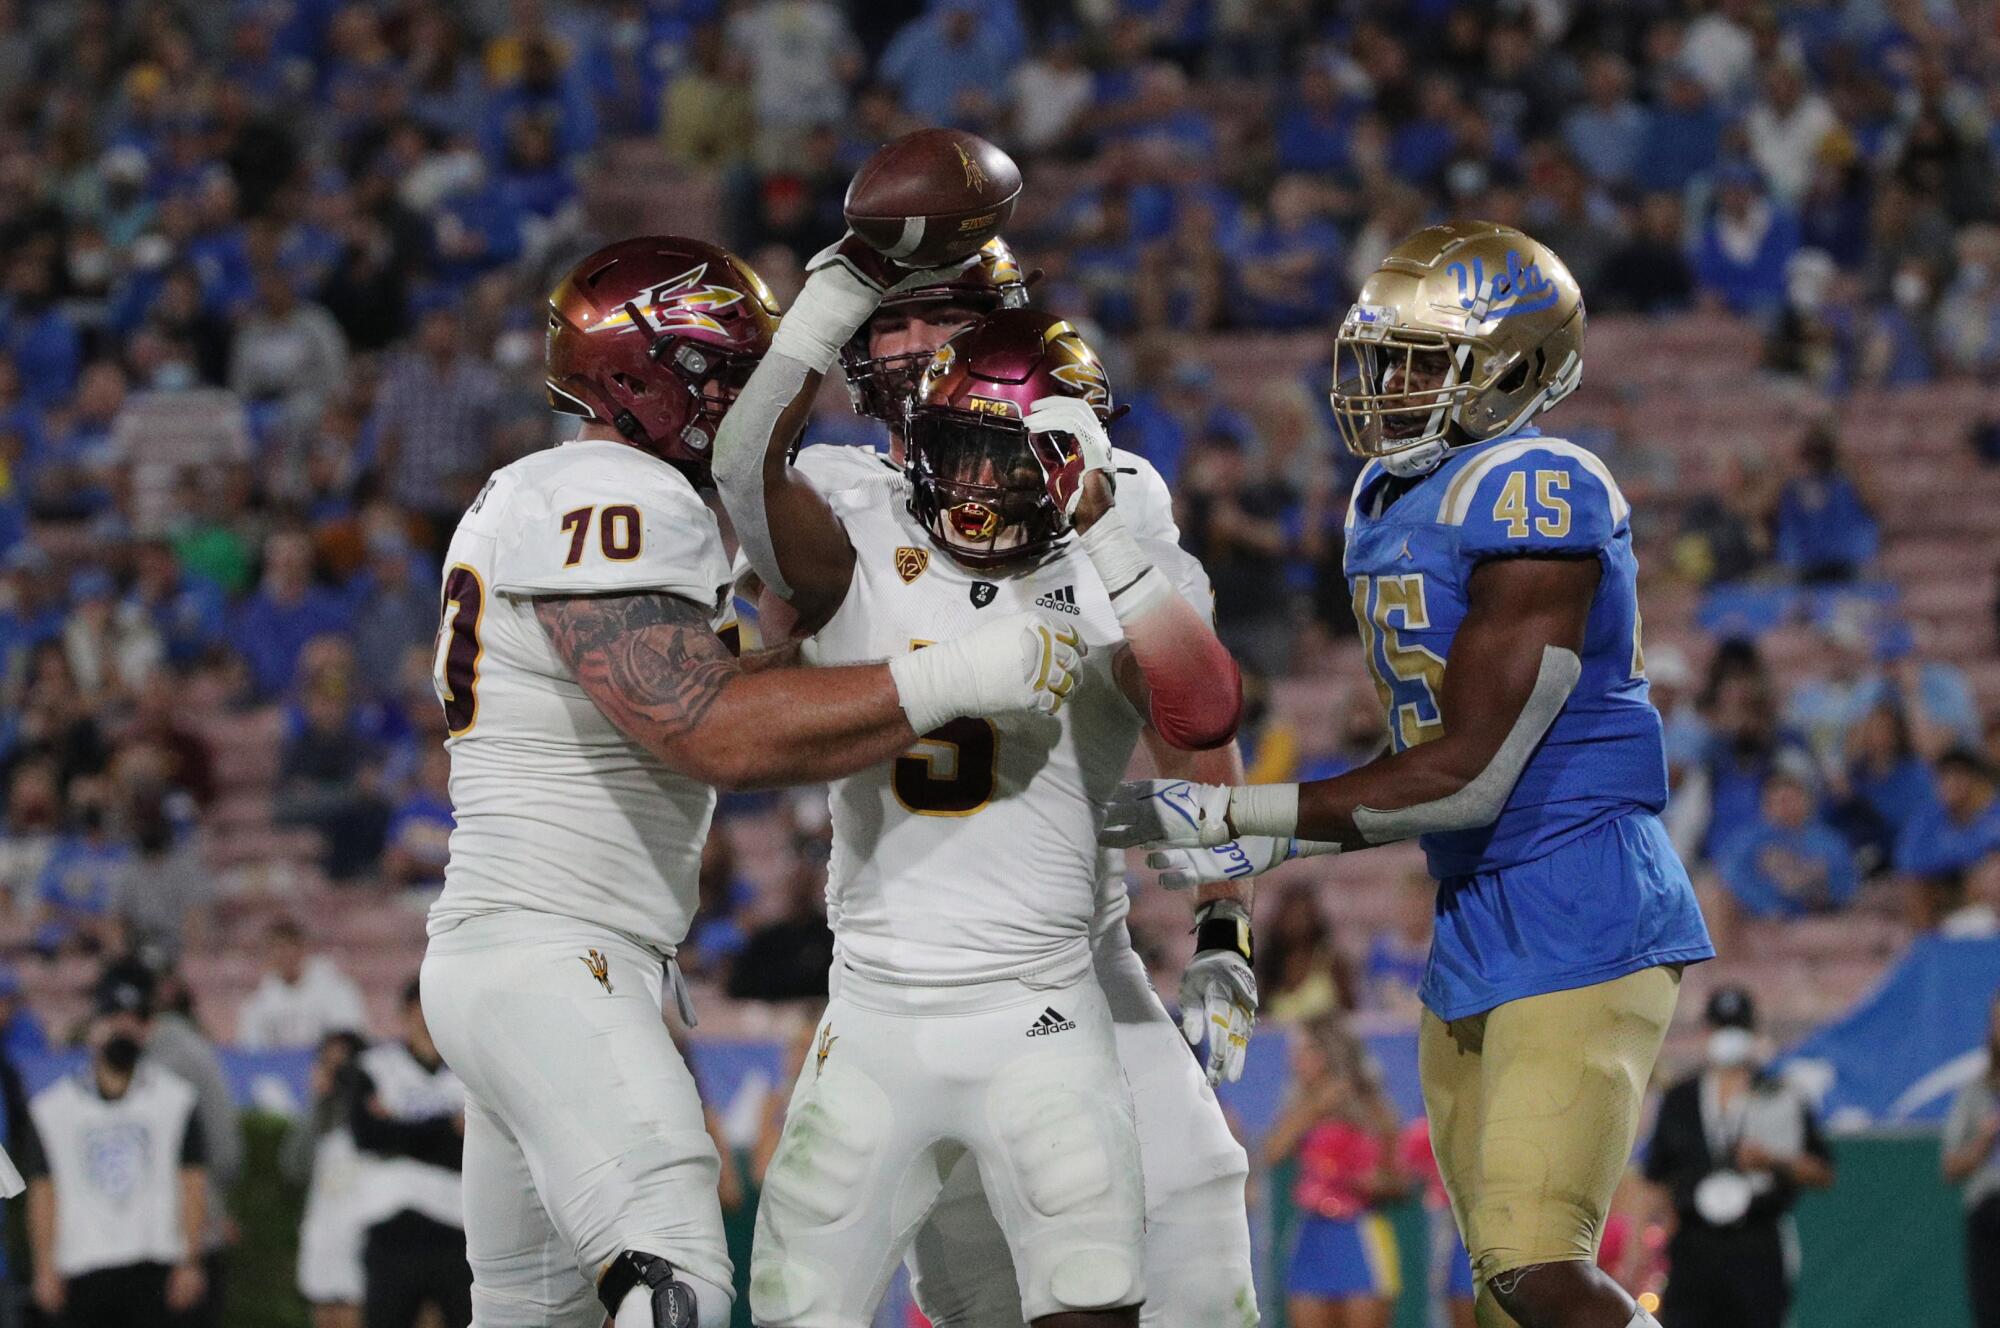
[1772,423,1879,584]
[283,1031,369,1328]
[684,828,753,979]
[1897,749,2000,910]
[660,25,755,170]
[273,665,391,881]
[1233,176,1344,330]
[1257,885,1359,1024]
[1645,987,1835,1328]
[62,567,161,703]
[30,778,127,955]
[22,966,208,1328]
[229,529,352,700]
[1943,989,2000,1328]
[1941,856,2000,940]
[1690,653,1815,865]
[367,302,503,528]
[350,979,468,1328]
[1635,63,1725,194]
[1826,703,1936,874]
[1179,434,1298,678]
[1719,760,1860,920]
[1265,1015,1403,1327]
[380,747,453,891]
[879,0,1014,127]
[1745,61,1840,204]
[229,266,349,441]
[1595,193,1695,314]
[237,920,369,1052]
[728,0,861,163]
[1009,26,1091,154]
[109,798,211,965]
[1938,225,2000,375]
[0,761,61,916]
[727,828,835,1003]
[0,966,47,1060]
[1693,164,1801,316]
[1564,53,1648,187]
[347,528,435,700]
[128,537,228,668]
[145,966,242,1328]
[1362,872,1430,1020]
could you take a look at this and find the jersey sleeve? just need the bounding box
[1113,449,1182,546]
[794,442,895,493]
[1148,537,1216,628]
[1440,441,1628,563]
[489,462,729,605]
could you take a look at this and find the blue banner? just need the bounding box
[1779,935,2000,1129]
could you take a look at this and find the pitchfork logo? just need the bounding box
[585,264,745,336]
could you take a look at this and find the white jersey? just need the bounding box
[797,452,1209,984]
[428,437,732,954]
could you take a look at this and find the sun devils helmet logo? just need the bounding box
[584,264,746,337]
[894,546,930,583]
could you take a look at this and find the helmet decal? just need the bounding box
[1449,251,1560,323]
[585,263,746,336]
[1049,360,1110,409]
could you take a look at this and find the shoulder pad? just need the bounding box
[1436,437,1627,560]
[489,447,727,601]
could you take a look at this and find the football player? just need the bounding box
[740,236,1303,1328]
[712,218,1249,1328]
[416,236,1087,1328]
[1102,222,1715,1328]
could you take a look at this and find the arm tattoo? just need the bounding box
[534,591,740,742]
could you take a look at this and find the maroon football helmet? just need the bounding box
[545,237,781,480]
[905,307,1114,567]
[840,238,1030,426]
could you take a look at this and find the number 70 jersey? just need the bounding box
[428,437,734,953]
[1342,428,1668,880]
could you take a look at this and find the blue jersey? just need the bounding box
[1343,428,1712,1017]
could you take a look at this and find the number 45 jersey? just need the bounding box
[428,437,733,954]
[1344,428,1712,1014]
[803,460,1213,987]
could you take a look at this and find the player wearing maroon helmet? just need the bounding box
[713,200,1252,1324]
[416,236,1089,1328]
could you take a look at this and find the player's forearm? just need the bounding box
[715,259,884,611]
[179,1169,207,1263]
[1085,508,1240,750]
[27,1179,54,1277]
[682,663,919,789]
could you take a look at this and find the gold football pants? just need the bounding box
[1419,965,1681,1325]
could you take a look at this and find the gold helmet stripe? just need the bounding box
[1435,437,1630,526]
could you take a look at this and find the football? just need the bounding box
[843,128,1023,268]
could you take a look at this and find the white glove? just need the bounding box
[1098,778,1235,849]
[1025,394,1113,518]
[1147,836,1293,890]
[805,232,981,297]
[890,610,1085,732]
[1181,900,1258,1086]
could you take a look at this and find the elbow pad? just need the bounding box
[1351,644,1581,844]
[1145,635,1242,751]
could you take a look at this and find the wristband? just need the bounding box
[1192,898,1253,964]
[770,264,880,373]
[1227,783,1300,839]
[888,647,961,733]
[1079,509,1170,622]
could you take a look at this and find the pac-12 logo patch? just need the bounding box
[894,546,930,584]
[970,581,998,608]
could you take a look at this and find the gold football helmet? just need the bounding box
[1331,221,1584,477]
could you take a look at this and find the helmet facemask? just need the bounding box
[842,298,993,426]
[904,406,1067,567]
[644,331,762,455]
[1331,320,1490,477]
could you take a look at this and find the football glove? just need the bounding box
[1182,899,1257,1086]
[889,610,1085,732]
[806,231,981,298]
[1098,778,1235,849]
[1146,835,1294,891]
[1024,394,1113,518]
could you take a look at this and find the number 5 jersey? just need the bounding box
[1342,427,1712,1017]
[428,437,734,952]
[797,446,1212,987]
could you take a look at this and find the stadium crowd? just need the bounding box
[0,0,1997,1324]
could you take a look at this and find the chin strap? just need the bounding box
[599,1251,699,1327]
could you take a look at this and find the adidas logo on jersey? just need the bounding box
[1034,585,1080,615]
[1026,1006,1076,1037]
